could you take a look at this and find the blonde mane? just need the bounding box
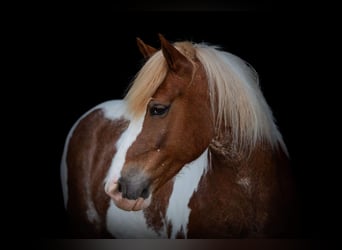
[124,41,287,155]
[124,51,168,117]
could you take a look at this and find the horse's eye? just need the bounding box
[149,104,170,117]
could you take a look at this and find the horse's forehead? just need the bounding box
[152,73,183,100]
[154,60,206,100]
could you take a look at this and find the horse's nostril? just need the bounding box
[117,182,122,193]
[141,187,150,199]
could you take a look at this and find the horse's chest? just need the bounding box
[106,201,166,238]
[105,188,191,239]
[105,149,209,238]
[105,181,173,238]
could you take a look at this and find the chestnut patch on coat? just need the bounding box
[66,109,129,237]
[143,179,174,235]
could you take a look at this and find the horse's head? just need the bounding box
[105,35,214,211]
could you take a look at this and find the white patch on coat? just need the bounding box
[237,177,251,195]
[86,202,100,223]
[166,148,209,238]
[106,200,166,238]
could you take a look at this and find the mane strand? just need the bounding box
[195,43,287,155]
[124,51,167,118]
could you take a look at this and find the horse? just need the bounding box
[60,34,299,238]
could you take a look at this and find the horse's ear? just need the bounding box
[136,37,158,59]
[158,33,193,76]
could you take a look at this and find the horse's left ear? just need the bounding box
[158,34,193,76]
[136,37,158,59]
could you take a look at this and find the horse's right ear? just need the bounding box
[136,37,158,59]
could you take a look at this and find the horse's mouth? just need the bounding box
[105,181,151,211]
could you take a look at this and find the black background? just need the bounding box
[13,0,338,246]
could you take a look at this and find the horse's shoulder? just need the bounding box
[62,100,130,216]
[64,99,130,170]
[70,100,129,139]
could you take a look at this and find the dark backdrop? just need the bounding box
[17,1,337,244]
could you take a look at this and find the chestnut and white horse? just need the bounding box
[61,34,298,238]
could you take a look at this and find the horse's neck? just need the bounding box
[197,140,296,237]
[208,138,289,192]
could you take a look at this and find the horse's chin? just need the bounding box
[112,194,151,211]
[105,182,152,211]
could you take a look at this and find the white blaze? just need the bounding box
[103,108,145,193]
[105,106,163,238]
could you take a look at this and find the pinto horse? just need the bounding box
[61,34,298,238]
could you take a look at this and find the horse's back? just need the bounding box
[61,100,129,237]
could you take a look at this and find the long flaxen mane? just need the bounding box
[124,41,287,156]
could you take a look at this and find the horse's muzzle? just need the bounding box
[105,178,152,211]
[117,175,151,200]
